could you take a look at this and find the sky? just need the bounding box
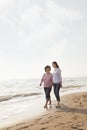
[0,0,87,79]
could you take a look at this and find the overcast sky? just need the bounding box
[0,0,87,79]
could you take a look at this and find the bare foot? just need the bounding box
[48,100,52,105]
[44,105,47,108]
[58,101,60,106]
[56,102,60,107]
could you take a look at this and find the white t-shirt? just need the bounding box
[53,68,62,84]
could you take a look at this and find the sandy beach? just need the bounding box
[0,92,87,130]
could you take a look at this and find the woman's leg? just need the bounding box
[46,87,51,99]
[53,84,60,102]
[47,87,52,105]
[56,84,60,102]
[44,87,52,108]
[44,88,48,108]
[54,84,57,97]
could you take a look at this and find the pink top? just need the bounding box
[41,73,53,87]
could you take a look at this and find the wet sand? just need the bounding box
[0,92,87,130]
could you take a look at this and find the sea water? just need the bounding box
[0,77,87,128]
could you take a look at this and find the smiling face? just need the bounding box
[52,61,59,69]
[45,67,51,73]
[52,63,57,69]
[45,66,51,73]
[52,63,56,68]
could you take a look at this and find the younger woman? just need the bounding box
[52,61,62,106]
[40,65,53,108]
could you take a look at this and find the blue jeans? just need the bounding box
[44,87,52,100]
[53,83,61,102]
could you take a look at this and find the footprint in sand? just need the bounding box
[78,128,84,130]
[40,128,47,130]
[71,126,78,129]
[71,126,84,130]
[6,126,12,129]
[55,115,61,118]
[41,121,49,125]
[42,114,49,117]
[30,124,33,126]
[72,108,77,111]
[17,126,29,130]
[7,126,14,130]
[58,123,64,126]
[72,116,78,120]
[35,118,42,122]
[82,95,86,98]
[76,123,84,127]
[48,116,52,118]
[54,125,59,128]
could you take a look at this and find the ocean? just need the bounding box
[0,77,87,127]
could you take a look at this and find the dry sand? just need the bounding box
[1,92,87,130]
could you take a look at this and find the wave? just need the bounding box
[63,85,83,89]
[0,92,41,102]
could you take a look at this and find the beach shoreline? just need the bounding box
[0,92,87,130]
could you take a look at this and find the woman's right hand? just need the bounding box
[40,83,42,86]
[60,82,62,88]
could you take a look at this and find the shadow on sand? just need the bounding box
[56,104,87,115]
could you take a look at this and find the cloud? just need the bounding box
[0,0,86,78]
[0,0,14,9]
[15,0,82,51]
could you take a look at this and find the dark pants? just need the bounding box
[44,87,52,100]
[53,84,61,102]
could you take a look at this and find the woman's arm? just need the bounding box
[40,74,45,86]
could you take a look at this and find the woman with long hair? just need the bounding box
[52,61,62,106]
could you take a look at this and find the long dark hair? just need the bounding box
[52,61,59,68]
